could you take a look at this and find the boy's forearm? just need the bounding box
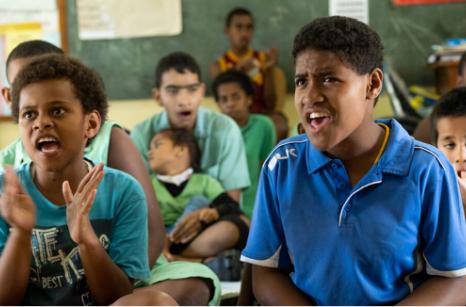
[0,229,32,305]
[252,265,313,305]
[397,276,466,305]
[79,237,133,305]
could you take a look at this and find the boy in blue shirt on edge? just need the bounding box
[241,16,466,305]
[0,55,175,305]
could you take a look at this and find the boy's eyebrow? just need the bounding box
[294,72,307,79]
[164,83,201,89]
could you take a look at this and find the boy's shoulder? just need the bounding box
[196,106,240,132]
[248,113,274,127]
[379,119,450,173]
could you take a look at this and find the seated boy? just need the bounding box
[210,7,286,114]
[131,51,248,305]
[0,55,174,305]
[212,69,276,218]
[414,50,466,143]
[241,16,466,305]
[0,40,165,268]
[431,87,466,215]
[148,128,248,260]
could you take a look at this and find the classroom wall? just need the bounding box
[66,0,466,100]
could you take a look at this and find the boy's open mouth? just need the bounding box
[307,112,332,131]
[178,110,192,118]
[36,137,60,153]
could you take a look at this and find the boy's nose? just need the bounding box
[33,114,53,130]
[456,146,466,163]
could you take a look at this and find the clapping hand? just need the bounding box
[0,167,35,234]
[63,163,104,245]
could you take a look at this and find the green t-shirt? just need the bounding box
[130,107,250,191]
[152,173,224,227]
[241,114,276,218]
[0,121,117,169]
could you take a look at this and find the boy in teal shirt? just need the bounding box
[212,69,276,218]
[0,54,175,305]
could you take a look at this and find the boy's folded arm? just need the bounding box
[252,265,313,306]
[0,228,33,305]
[78,238,133,305]
[396,275,466,305]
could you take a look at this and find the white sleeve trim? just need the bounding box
[425,258,466,277]
[240,245,282,268]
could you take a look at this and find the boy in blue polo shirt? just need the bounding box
[431,87,466,215]
[241,16,466,305]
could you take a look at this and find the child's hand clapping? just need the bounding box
[63,163,104,245]
[0,167,36,234]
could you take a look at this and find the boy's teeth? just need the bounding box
[309,112,329,119]
[38,137,57,143]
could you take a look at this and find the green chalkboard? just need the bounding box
[66,0,466,100]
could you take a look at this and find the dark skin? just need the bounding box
[252,266,313,305]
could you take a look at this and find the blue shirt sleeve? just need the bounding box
[108,174,150,280]
[240,157,290,269]
[420,159,466,276]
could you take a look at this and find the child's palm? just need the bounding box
[63,164,103,244]
[0,167,35,232]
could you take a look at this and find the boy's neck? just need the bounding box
[329,122,386,187]
[231,46,250,57]
[236,113,250,127]
[31,159,89,205]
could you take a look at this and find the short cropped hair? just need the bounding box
[154,52,201,88]
[431,87,466,143]
[211,69,254,101]
[292,16,384,75]
[156,128,201,172]
[225,7,253,27]
[6,40,63,82]
[458,51,466,77]
[11,54,107,122]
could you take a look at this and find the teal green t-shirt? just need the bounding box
[130,107,250,192]
[0,162,149,305]
[0,121,116,169]
[153,173,224,227]
[241,114,276,218]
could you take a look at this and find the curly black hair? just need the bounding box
[431,87,466,143]
[292,16,384,75]
[154,52,201,88]
[225,7,253,27]
[11,54,107,122]
[211,69,254,102]
[6,40,63,82]
[154,128,201,172]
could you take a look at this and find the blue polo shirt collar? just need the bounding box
[307,119,414,177]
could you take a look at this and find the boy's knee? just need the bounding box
[150,277,213,305]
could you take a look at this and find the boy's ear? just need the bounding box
[199,82,206,97]
[1,87,12,106]
[152,87,163,107]
[84,111,101,140]
[366,68,383,100]
[246,95,253,107]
